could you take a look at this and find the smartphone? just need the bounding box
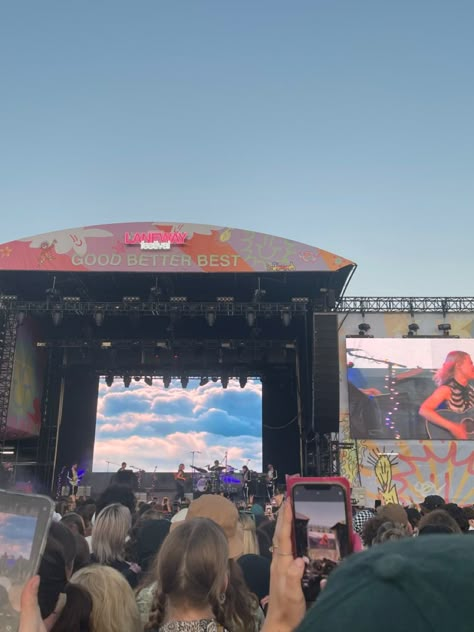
[265,503,273,517]
[0,491,54,632]
[287,476,352,603]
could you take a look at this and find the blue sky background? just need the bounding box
[1,2,474,295]
[93,377,262,472]
[0,513,36,559]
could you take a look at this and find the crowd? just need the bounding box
[15,486,474,632]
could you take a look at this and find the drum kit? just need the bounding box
[190,461,242,497]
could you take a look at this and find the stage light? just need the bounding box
[281,309,292,327]
[105,373,114,387]
[17,311,25,326]
[438,323,451,336]
[246,309,256,327]
[217,296,234,302]
[358,322,371,336]
[221,375,229,389]
[123,375,132,388]
[122,296,140,303]
[211,376,218,382]
[239,375,247,388]
[52,310,63,327]
[144,376,153,386]
[36,342,47,348]
[407,323,419,337]
[169,296,187,302]
[180,376,189,389]
[163,374,171,388]
[291,297,309,303]
[134,376,141,382]
[63,296,81,303]
[199,377,209,386]
[94,310,104,327]
[101,341,112,349]
[206,309,216,327]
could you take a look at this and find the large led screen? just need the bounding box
[347,338,474,441]
[92,377,262,472]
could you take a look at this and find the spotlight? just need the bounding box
[246,309,256,327]
[163,374,171,388]
[123,375,132,388]
[239,375,247,388]
[144,376,153,386]
[358,323,371,336]
[281,309,292,327]
[438,323,451,336]
[51,310,63,327]
[134,376,141,382]
[181,376,189,389]
[105,373,114,387]
[199,377,209,386]
[407,323,419,337]
[221,375,229,389]
[211,377,218,383]
[206,309,216,327]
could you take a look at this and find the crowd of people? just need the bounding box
[15,486,474,632]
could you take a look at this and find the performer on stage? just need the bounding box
[174,463,187,502]
[241,465,251,505]
[117,462,127,473]
[265,463,277,500]
[67,463,80,497]
[419,350,474,440]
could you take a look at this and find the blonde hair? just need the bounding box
[146,518,229,630]
[91,503,131,564]
[70,564,142,632]
[434,350,469,386]
[239,512,260,555]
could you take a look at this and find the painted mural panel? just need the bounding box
[6,317,47,438]
[338,313,474,505]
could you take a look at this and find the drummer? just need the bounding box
[208,460,222,471]
[207,460,222,493]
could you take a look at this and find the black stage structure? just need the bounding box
[0,223,356,495]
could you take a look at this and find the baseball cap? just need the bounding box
[376,503,409,526]
[420,495,445,511]
[186,495,243,558]
[296,535,474,632]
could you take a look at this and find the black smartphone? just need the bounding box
[0,491,54,632]
[289,478,352,603]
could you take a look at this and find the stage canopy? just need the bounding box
[0,222,356,302]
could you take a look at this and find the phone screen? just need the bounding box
[0,492,54,632]
[292,483,349,602]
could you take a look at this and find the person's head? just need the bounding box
[239,512,260,555]
[95,484,136,517]
[462,505,474,529]
[376,504,411,533]
[267,464,273,470]
[442,503,470,532]
[214,460,219,466]
[61,512,85,536]
[372,521,410,545]
[353,508,375,536]
[44,582,92,632]
[420,494,445,515]
[295,535,474,632]
[70,565,142,632]
[178,463,184,470]
[242,465,248,472]
[72,534,91,573]
[72,463,78,469]
[418,509,462,535]
[121,462,127,469]
[92,503,131,564]
[361,516,386,547]
[405,507,422,531]
[186,495,244,558]
[38,522,77,619]
[237,554,271,606]
[136,519,171,573]
[434,351,474,386]
[146,518,229,630]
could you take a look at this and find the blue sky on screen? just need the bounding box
[0,513,36,559]
[93,378,262,472]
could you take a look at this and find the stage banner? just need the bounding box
[0,223,354,274]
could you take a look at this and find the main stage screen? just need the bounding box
[92,378,262,472]
[347,338,474,441]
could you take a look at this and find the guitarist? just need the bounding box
[174,463,187,502]
[419,350,474,440]
[67,463,80,497]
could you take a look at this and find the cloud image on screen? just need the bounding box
[92,377,262,472]
[0,512,36,560]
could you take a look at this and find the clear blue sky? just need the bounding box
[1,1,473,296]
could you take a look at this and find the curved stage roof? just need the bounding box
[0,222,356,302]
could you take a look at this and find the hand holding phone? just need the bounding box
[0,491,54,632]
[286,476,353,603]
